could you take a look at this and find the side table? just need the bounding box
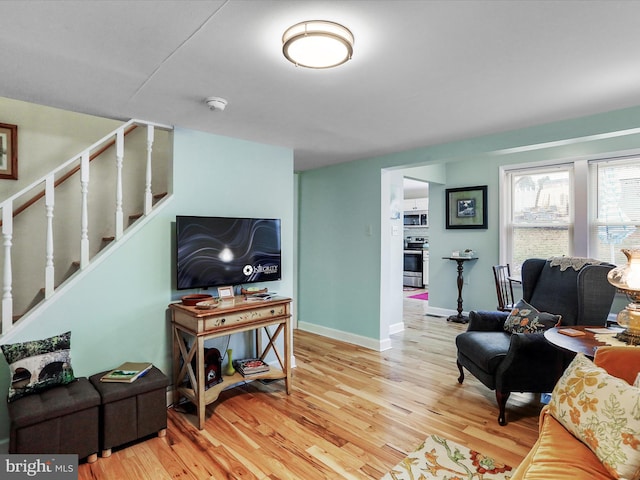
[442,256,478,323]
[544,326,609,358]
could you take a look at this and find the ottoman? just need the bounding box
[8,377,100,463]
[89,366,169,457]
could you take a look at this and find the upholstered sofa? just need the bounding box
[511,346,640,480]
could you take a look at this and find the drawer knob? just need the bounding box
[221,318,226,324]
[270,309,275,314]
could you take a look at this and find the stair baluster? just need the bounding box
[80,152,90,269]
[115,128,124,240]
[144,125,154,215]
[2,202,13,333]
[45,175,55,299]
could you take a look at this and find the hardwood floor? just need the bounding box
[78,291,541,479]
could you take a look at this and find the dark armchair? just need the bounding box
[455,257,616,425]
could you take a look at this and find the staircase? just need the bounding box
[0,119,173,336]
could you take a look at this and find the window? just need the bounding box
[505,165,573,274]
[502,156,640,272]
[590,158,640,266]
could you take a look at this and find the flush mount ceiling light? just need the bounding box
[282,20,354,69]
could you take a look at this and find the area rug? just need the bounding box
[381,434,513,480]
[408,292,428,300]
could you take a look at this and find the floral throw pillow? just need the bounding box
[0,331,75,402]
[503,299,561,334]
[548,353,640,479]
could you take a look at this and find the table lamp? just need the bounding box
[607,247,640,344]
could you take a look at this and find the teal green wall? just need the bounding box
[0,127,294,444]
[298,160,382,339]
[298,106,640,342]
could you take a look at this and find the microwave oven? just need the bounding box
[404,212,428,226]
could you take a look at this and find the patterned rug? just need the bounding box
[381,434,513,480]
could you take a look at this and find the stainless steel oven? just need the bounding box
[403,250,423,287]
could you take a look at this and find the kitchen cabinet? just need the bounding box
[423,251,429,286]
[403,198,428,211]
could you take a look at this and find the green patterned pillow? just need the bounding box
[503,299,561,334]
[1,331,75,402]
[548,353,640,479]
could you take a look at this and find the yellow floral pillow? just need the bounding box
[548,353,640,480]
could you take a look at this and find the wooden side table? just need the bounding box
[442,256,478,323]
[169,296,292,430]
[543,326,609,358]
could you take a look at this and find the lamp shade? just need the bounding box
[282,20,354,69]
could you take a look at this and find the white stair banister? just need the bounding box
[115,127,124,239]
[0,119,172,335]
[80,152,90,268]
[2,200,13,333]
[144,125,154,215]
[45,175,55,298]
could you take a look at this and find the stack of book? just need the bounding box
[233,358,270,376]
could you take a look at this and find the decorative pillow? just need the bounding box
[548,353,640,480]
[1,331,75,402]
[503,299,561,334]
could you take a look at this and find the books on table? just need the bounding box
[233,358,270,376]
[100,362,153,383]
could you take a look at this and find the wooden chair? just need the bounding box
[492,264,515,312]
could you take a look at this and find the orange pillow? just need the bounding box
[510,410,614,480]
[594,345,640,385]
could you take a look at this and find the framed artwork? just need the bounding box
[217,285,234,298]
[0,123,18,180]
[445,185,487,229]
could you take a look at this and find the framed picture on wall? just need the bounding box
[445,185,487,229]
[0,122,18,180]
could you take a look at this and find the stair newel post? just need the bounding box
[144,125,154,215]
[80,152,90,269]
[2,201,13,334]
[44,175,55,299]
[115,128,124,240]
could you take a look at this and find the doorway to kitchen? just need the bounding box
[403,177,429,303]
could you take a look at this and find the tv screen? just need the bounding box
[176,216,281,290]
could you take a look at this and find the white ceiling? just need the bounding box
[3,1,640,172]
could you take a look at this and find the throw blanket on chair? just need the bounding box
[548,256,603,271]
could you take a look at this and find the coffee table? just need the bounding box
[544,326,610,358]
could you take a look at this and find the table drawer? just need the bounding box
[201,303,287,330]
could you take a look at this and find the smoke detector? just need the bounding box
[205,96,228,111]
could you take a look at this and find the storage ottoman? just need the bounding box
[89,366,169,457]
[8,377,101,463]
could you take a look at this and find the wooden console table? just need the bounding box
[442,256,478,323]
[169,296,292,429]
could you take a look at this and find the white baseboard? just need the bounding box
[388,322,404,335]
[425,306,457,318]
[298,321,391,351]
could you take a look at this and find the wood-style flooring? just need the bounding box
[78,290,541,479]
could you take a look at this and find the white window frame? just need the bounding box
[500,151,640,269]
[501,163,574,272]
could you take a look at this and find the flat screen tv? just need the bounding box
[176,216,281,290]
